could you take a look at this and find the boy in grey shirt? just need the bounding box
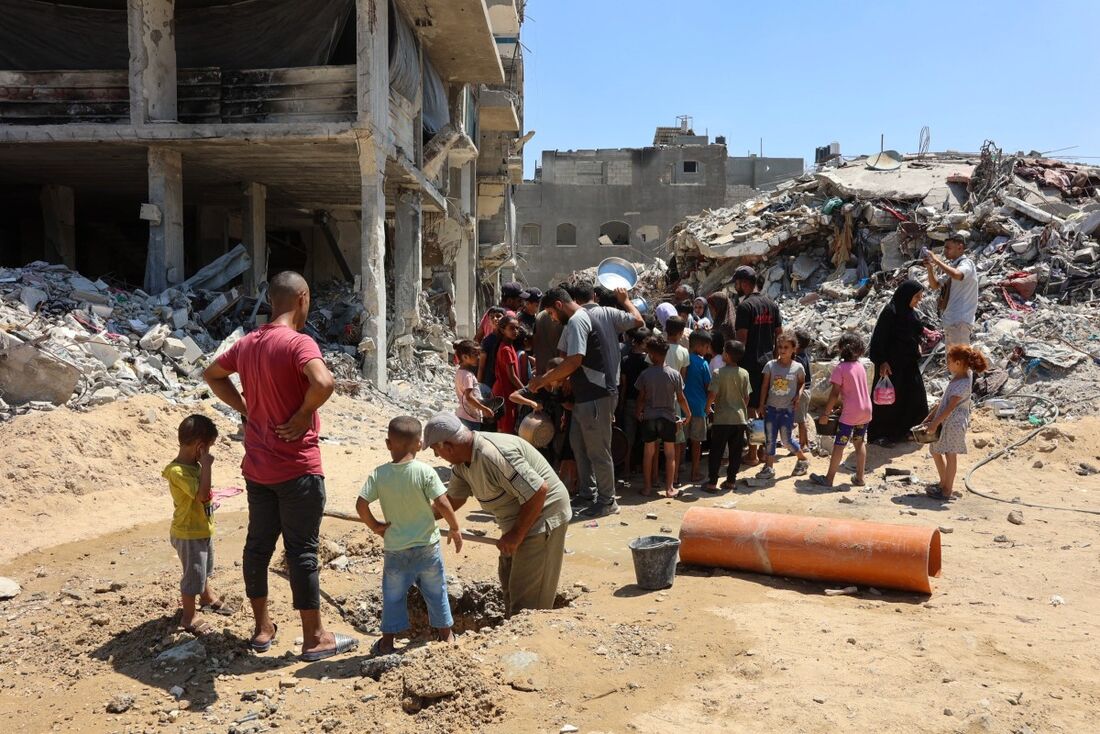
[635,335,692,497]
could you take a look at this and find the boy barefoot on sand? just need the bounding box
[356,416,463,655]
[164,414,232,634]
[635,335,693,497]
[811,333,872,488]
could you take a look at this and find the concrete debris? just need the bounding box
[0,576,21,599]
[105,694,134,714]
[667,142,1100,416]
[0,260,463,420]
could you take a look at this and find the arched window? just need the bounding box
[520,224,540,247]
[599,220,630,246]
[556,223,576,247]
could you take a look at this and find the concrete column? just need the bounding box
[242,182,267,295]
[355,0,389,132]
[358,141,388,387]
[454,161,477,338]
[355,0,391,385]
[127,0,178,124]
[145,147,183,293]
[40,185,76,269]
[393,189,422,337]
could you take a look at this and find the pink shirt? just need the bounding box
[217,323,325,484]
[830,360,872,427]
[455,368,480,422]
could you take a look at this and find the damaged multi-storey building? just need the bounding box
[513,117,803,287]
[0,0,528,387]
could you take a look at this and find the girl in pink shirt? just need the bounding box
[811,333,872,488]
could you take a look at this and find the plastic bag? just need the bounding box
[873,376,896,406]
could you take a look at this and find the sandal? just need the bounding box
[200,598,235,616]
[299,632,359,662]
[181,619,213,636]
[250,622,278,653]
[924,485,955,501]
[703,484,720,493]
[720,480,737,490]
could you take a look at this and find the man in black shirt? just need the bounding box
[518,288,541,332]
[733,266,782,461]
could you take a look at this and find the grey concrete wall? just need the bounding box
[727,156,805,190]
[515,144,730,288]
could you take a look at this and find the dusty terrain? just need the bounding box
[2,394,1100,733]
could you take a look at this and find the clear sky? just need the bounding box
[519,0,1100,177]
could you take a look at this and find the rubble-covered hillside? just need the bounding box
[663,142,1100,415]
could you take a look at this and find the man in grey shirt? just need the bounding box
[570,281,644,393]
[531,286,629,518]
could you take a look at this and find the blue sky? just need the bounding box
[520,0,1100,177]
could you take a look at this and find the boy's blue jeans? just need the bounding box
[764,406,801,457]
[381,542,453,634]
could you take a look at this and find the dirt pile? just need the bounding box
[337,577,507,638]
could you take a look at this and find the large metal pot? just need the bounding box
[596,257,638,291]
[518,411,555,448]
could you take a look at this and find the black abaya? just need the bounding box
[868,281,929,442]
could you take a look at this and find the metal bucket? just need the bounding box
[518,411,555,448]
[596,257,638,291]
[631,296,649,313]
[628,535,681,590]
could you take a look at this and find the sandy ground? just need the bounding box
[2,394,1100,733]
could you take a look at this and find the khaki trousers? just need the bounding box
[498,522,568,616]
[944,322,972,346]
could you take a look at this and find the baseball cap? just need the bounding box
[521,287,543,303]
[422,412,465,448]
[501,282,523,298]
[733,265,757,282]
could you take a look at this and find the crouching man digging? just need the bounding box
[423,413,572,616]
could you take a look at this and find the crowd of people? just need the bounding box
[161,232,984,658]
[457,232,987,512]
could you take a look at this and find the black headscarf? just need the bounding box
[869,279,925,365]
[707,291,736,340]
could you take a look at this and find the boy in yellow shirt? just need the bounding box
[163,414,230,634]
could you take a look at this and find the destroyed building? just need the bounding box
[513,117,803,287]
[0,0,528,395]
[664,142,1100,415]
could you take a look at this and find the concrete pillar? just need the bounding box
[454,161,477,338]
[144,147,184,294]
[393,189,422,337]
[40,185,75,269]
[127,0,178,124]
[358,142,388,387]
[355,0,391,385]
[242,182,267,295]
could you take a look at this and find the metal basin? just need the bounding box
[596,257,638,291]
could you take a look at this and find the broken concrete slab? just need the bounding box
[0,344,81,405]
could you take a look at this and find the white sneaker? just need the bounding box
[756,466,776,480]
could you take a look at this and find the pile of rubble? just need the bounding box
[0,247,464,419]
[0,258,248,415]
[667,141,1100,413]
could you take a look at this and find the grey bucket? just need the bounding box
[628,535,681,590]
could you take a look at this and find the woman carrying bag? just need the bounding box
[868,280,929,446]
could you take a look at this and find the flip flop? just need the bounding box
[200,598,235,616]
[924,485,955,501]
[703,484,720,493]
[300,633,359,662]
[720,481,737,490]
[809,473,833,488]
[249,622,278,653]
[181,620,213,636]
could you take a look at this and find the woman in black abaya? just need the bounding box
[868,279,929,445]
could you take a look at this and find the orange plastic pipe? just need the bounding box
[679,507,941,594]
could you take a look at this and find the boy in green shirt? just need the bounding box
[356,416,463,655]
[163,414,230,635]
[705,340,751,492]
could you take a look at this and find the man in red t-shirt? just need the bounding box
[204,271,357,661]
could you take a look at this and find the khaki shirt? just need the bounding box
[447,433,572,536]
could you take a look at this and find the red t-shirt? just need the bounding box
[217,323,325,484]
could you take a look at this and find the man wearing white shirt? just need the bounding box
[925,233,979,346]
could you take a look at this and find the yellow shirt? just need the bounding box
[164,462,214,540]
